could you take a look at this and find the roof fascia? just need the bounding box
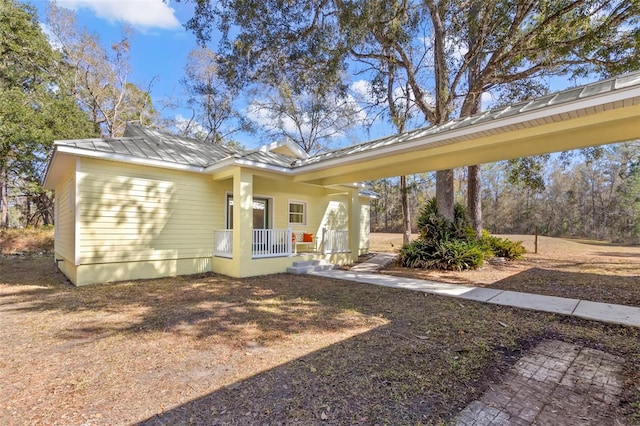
[203,157,295,175]
[42,148,60,188]
[54,145,206,173]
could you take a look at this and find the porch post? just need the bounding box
[232,168,253,275]
[349,188,361,261]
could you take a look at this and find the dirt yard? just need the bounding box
[1,233,639,424]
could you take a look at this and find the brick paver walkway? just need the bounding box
[455,340,625,425]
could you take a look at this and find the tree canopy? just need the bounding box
[46,3,158,137]
[180,0,640,231]
[0,0,95,226]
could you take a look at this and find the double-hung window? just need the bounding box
[288,200,306,225]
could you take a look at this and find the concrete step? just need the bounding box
[291,259,332,267]
[287,263,335,274]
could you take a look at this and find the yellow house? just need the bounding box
[43,71,640,286]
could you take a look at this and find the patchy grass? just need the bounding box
[0,226,54,255]
[376,233,640,306]
[1,257,640,425]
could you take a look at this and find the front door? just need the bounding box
[252,198,269,229]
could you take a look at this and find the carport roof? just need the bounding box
[296,71,640,167]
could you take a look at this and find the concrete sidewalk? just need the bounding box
[311,269,640,328]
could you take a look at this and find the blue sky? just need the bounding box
[35,0,199,94]
[30,0,600,150]
[32,0,389,148]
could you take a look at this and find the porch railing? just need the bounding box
[215,228,350,258]
[214,229,233,258]
[252,228,292,258]
[321,228,350,254]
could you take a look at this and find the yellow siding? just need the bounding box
[77,158,222,271]
[54,169,75,262]
[75,257,212,286]
[64,160,369,284]
[253,177,350,236]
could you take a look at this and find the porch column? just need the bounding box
[232,168,253,274]
[349,188,361,261]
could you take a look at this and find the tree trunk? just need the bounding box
[400,175,411,244]
[466,1,483,237]
[436,169,454,222]
[468,164,482,237]
[1,167,8,228]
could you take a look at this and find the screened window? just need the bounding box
[288,201,306,225]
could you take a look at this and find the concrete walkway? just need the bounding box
[311,268,640,328]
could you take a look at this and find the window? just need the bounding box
[227,193,272,229]
[288,201,306,225]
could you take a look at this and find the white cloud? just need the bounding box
[57,0,180,30]
[351,80,373,101]
[39,23,63,51]
[174,114,206,138]
[481,91,494,110]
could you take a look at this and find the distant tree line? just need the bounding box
[2,0,639,243]
[371,142,640,244]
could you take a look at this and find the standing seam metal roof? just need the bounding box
[53,71,640,171]
[295,71,640,167]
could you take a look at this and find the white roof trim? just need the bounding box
[55,145,207,173]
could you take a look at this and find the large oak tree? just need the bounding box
[182,0,639,235]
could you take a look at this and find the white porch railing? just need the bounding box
[321,228,350,254]
[252,228,292,258]
[215,228,349,258]
[214,229,233,258]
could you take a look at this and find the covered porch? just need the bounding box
[208,169,371,277]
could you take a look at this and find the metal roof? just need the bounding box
[54,125,300,169]
[58,136,233,168]
[48,70,640,180]
[297,70,640,167]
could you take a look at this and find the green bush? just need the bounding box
[481,234,526,260]
[399,198,525,271]
[432,239,485,271]
[416,198,470,242]
[398,240,431,269]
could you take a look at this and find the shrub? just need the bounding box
[399,198,525,270]
[398,239,436,269]
[482,234,526,260]
[432,239,485,271]
[416,198,470,242]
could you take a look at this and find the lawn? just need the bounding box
[1,231,640,424]
[372,233,640,306]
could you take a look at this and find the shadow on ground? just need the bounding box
[2,256,640,424]
[487,267,640,306]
